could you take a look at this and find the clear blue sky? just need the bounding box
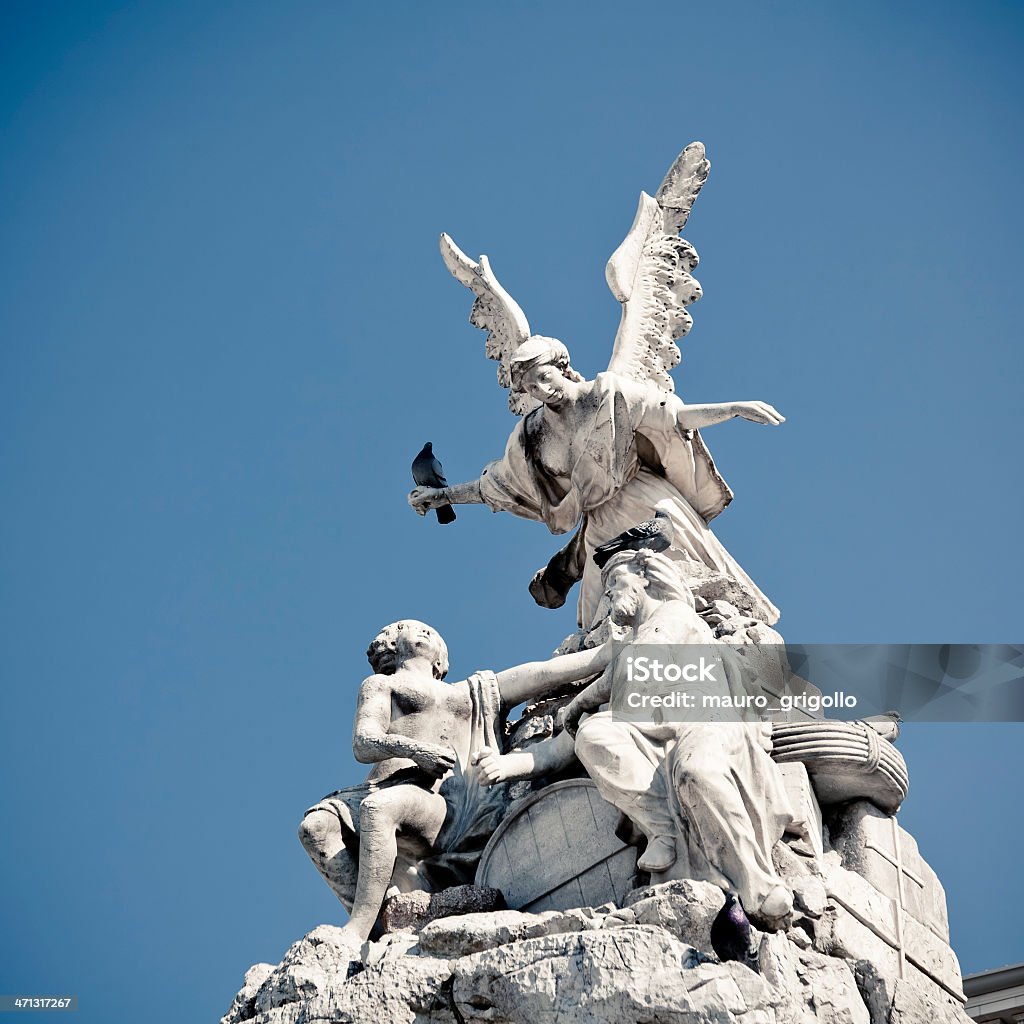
[1,3,1021,1021]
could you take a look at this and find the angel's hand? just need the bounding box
[732,401,785,426]
[409,486,447,516]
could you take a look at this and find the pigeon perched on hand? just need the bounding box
[592,509,674,568]
[710,892,760,973]
[411,442,456,525]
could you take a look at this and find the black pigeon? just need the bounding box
[710,892,760,973]
[592,509,673,568]
[411,442,456,525]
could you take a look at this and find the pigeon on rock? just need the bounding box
[710,892,760,974]
[592,509,674,568]
[411,442,456,525]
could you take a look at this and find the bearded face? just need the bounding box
[606,569,647,625]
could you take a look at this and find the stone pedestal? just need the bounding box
[231,730,970,1024]
[224,819,972,1024]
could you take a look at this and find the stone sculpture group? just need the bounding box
[224,143,973,1024]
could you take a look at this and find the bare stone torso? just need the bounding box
[526,384,604,483]
[365,670,474,783]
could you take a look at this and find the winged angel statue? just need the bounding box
[410,143,783,629]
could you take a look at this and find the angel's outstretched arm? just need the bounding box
[675,399,786,430]
[639,392,785,432]
[409,478,484,515]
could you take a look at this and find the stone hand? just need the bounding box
[471,747,508,786]
[413,742,458,777]
[556,701,583,738]
[411,443,456,525]
[408,486,447,516]
[732,401,785,426]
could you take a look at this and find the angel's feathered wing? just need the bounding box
[605,142,710,391]
[439,233,539,416]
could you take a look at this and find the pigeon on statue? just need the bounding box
[861,711,902,742]
[411,442,456,525]
[592,509,674,568]
[710,892,760,974]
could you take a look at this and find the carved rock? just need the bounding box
[221,963,274,1024]
[615,878,725,951]
[450,926,774,1023]
[854,961,973,1024]
[297,955,456,1024]
[776,760,825,858]
[418,907,602,957]
[821,853,964,1002]
[220,925,362,1023]
[677,559,779,625]
[380,884,505,934]
[224,871,971,1024]
[759,932,870,1024]
[827,802,948,941]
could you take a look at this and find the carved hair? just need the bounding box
[508,336,585,394]
[366,620,450,680]
[601,549,695,608]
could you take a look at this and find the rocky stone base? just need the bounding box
[222,877,971,1024]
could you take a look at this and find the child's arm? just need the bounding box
[472,730,576,786]
[352,675,457,777]
[494,641,615,709]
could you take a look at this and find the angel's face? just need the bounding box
[521,363,569,406]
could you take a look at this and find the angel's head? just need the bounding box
[509,336,585,407]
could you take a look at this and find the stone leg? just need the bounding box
[574,714,676,842]
[298,808,359,913]
[669,725,790,916]
[344,785,449,942]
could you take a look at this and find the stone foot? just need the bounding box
[752,884,793,931]
[637,835,677,872]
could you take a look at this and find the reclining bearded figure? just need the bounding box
[409,143,783,630]
[474,550,796,927]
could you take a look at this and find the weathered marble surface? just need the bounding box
[773,725,910,814]
[237,141,973,1024]
[475,779,639,912]
[827,801,948,941]
[568,551,796,923]
[298,619,614,943]
[222,873,971,1024]
[379,885,505,936]
[410,142,786,629]
[228,770,967,1022]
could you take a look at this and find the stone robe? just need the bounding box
[478,373,779,627]
[574,618,795,914]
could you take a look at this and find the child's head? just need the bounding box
[367,619,449,680]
